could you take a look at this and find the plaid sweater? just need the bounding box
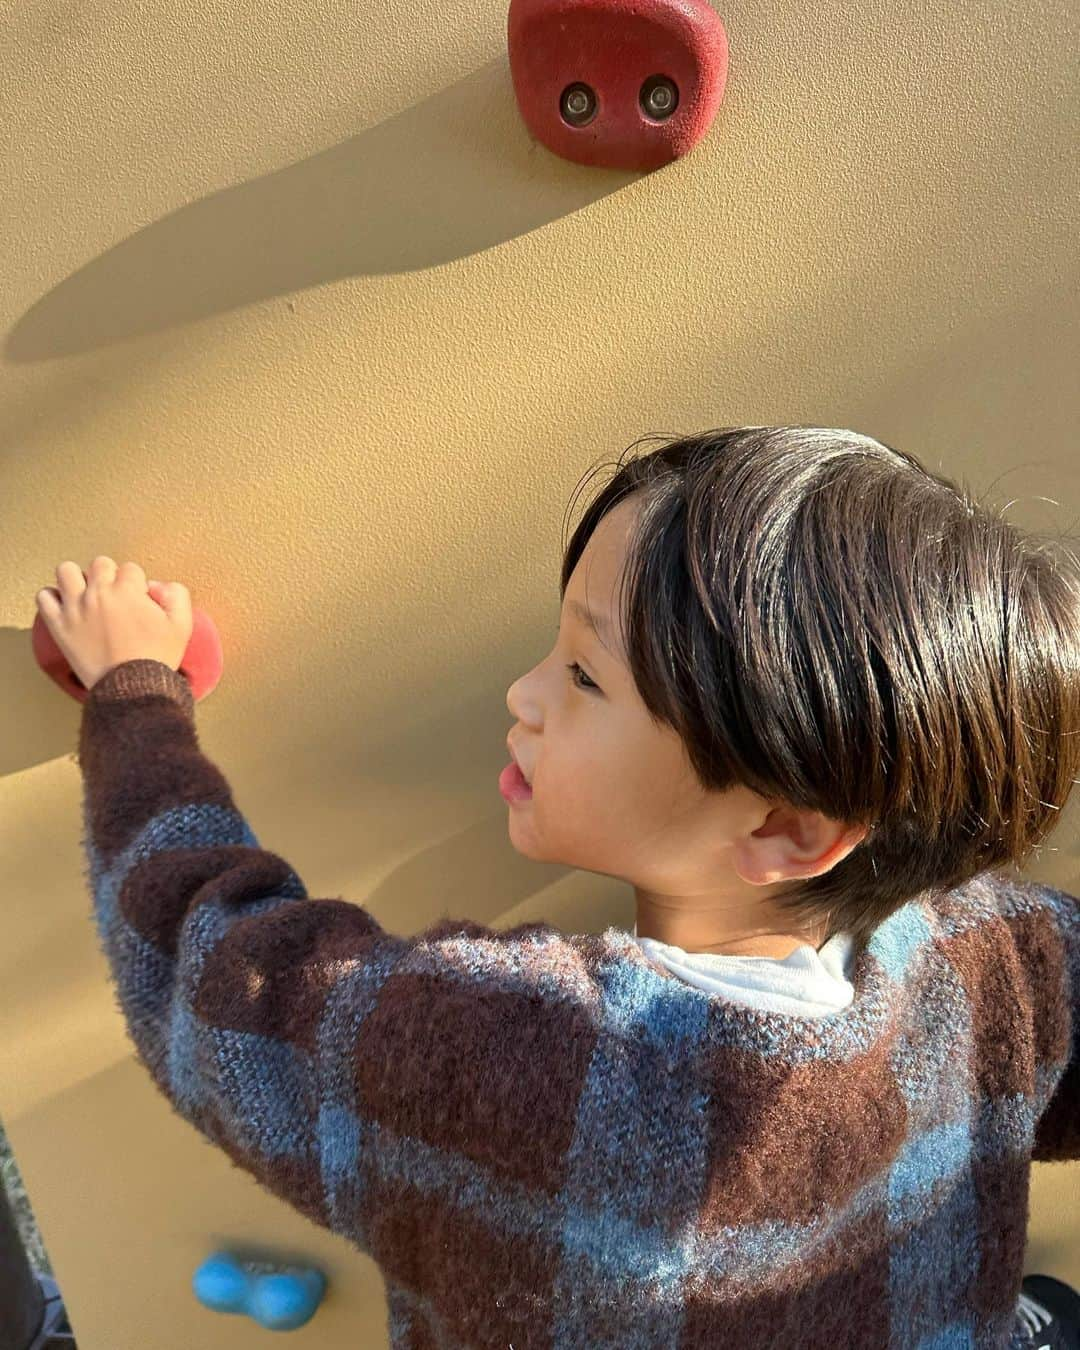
[77,660,1080,1350]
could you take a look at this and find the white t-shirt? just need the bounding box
[632,924,858,1017]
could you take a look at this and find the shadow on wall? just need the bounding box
[1,630,82,773]
[5,58,637,364]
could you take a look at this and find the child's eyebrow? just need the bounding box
[567,599,611,643]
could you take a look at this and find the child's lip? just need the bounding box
[506,737,532,785]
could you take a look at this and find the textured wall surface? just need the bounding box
[2,0,1078,1343]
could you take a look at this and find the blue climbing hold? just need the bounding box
[193,1251,327,1330]
[192,1253,249,1313]
[250,1270,328,1330]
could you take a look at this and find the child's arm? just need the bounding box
[76,659,589,1249]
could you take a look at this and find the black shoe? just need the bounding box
[1016,1275,1080,1350]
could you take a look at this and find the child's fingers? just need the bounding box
[55,561,88,597]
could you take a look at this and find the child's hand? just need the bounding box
[35,556,194,693]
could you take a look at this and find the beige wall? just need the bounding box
[3,0,1079,1342]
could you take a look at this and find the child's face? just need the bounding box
[505,493,870,946]
[505,495,763,894]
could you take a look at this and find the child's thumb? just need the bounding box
[148,579,191,617]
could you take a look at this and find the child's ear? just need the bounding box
[732,807,869,885]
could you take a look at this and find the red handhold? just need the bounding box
[31,607,223,705]
[507,0,728,171]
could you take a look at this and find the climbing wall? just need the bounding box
[2,0,1078,1343]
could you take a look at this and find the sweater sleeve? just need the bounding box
[1025,881,1080,1163]
[76,659,583,1246]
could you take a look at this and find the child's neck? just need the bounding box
[634,895,830,957]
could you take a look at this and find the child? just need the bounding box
[64,426,1079,1348]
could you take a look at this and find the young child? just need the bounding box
[45,426,1080,1348]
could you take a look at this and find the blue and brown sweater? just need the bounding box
[77,660,1080,1349]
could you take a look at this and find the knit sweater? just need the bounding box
[77,660,1080,1350]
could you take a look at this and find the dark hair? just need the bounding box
[560,426,1080,951]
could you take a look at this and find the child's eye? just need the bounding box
[566,662,599,693]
